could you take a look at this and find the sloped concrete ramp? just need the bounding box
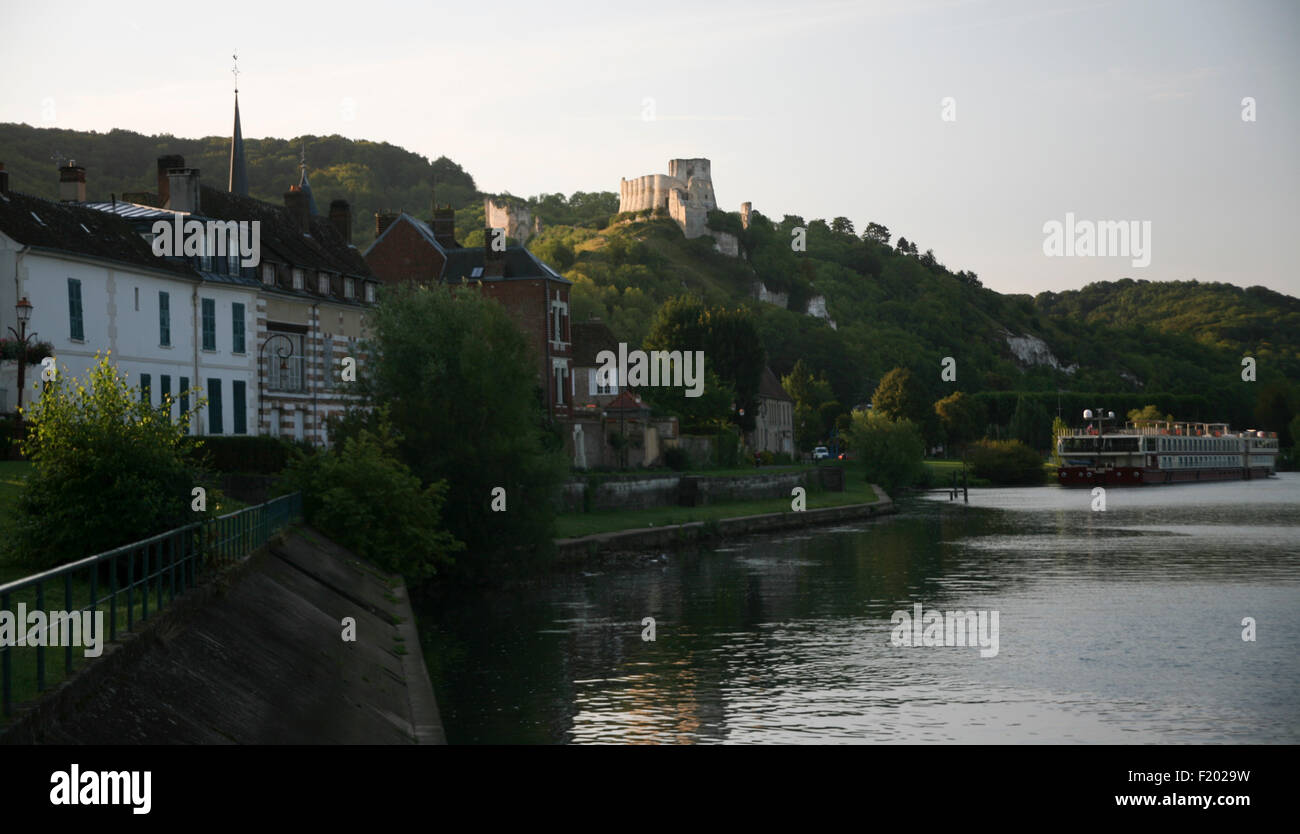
[3,528,444,744]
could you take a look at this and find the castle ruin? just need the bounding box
[484,196,540,244]
[619,158,747,256]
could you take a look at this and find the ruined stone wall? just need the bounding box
[619,173,681,214]
[484,197,538,243]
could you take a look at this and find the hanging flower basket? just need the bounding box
[0,338,54,364]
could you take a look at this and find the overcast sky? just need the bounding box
[2,0,1296,298]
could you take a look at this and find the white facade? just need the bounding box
[0,235,258,435]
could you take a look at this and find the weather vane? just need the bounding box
[232,50,240,93]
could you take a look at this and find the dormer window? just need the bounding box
[319,274,330,295]
[262,263,275,285]
[364,282,375,303]
[292,268,304,290]
[344,278,355,299]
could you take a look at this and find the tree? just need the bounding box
[277,414,463,580]
[9,353,209,568]
[1051,415,1069,466]
[862,222,890,246]
[846,410,925,493]
[1127,404,1172,424]
[968,439,1045,485]
[782,359,835,452]
[830,217,855,237]
[896,237,911,254]
[1009,395,1052,451]
[645,296,766,433]
[358,284,568,572]
[934,391,986,453]
[872,367,929,426]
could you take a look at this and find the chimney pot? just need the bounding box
[374,211,397,238]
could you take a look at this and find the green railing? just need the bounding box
[0,492,302,718]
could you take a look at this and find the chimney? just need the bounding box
[431,207,457,248]
[284,186,310,234]
[167,168,201,213]
[157,154,184,208]
[483,227,506,278]
[374,211,397,238]
[0,163,8,196]
[58,163,86,202]
[329,199,352,244]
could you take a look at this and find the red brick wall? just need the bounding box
[364,221,446,286]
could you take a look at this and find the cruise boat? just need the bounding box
[1056,410,1279,486]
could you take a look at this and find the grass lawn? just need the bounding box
[555,473,878,539]
[580,463,817,481]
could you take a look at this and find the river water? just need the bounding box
[417,474,1300,743]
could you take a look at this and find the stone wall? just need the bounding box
[484,197,538,243]
[560,469,819,512]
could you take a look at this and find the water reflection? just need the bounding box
[419,475,1300,743]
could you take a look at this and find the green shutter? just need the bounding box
[160,375,171,417]
[232,303,246,353]
[202,298,216,350]
[140,373,151,404]
[159,292,171,346]
[233,380,247,434]
[67,278,84,341]
[179,377,190,425]
[207,378,223,434]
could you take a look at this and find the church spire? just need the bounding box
[297,141,320,215]
[228,52,249,196]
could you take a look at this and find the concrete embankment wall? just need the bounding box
[562,469,822,512]
[556,489,895,564]
[1,528,444,745]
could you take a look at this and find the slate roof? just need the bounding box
[0,190,198,278]
[758,366,793,402]
[441,246,571,284]
[364,213,448,258]
[197,186,372,279]
[572,320,618,367]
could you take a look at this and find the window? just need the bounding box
[207,378,223,434]
[67,278,84,340]
[160,375,171,416]
[134,286,140,311]
[201,298,216,350]
[267,332,306,392]
[292,268,304,290]
[232,381,246,435]
[344,278,355,299]
[140,373,151,404]
[232,303,246,354]
[319,274,330,295]
[365,282,375,303]
[180,376,190,419]
[262,264,275,285]
[159,291,171,346]
[590,367,618,396]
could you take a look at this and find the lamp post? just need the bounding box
[258,333,296,436]
[8,297,35,414]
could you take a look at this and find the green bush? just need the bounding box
[714,428,741,467]
[773,451,794,465]
[846,410,925,494]
[758,450,775,466]
[663,445,691,471]
[967,439,1045,485]
[192,435,305,474]
[8,353,210,569]
[276,419,463,581]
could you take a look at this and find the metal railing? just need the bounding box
[0,492,302,718]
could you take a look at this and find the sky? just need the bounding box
[1,0,1297,298]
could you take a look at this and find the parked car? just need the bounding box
[813,446,830,460]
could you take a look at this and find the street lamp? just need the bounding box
[8,297,35,413]
[258,333,296,435]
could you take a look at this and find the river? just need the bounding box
[417,474,1300,743]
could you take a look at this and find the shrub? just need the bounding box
[845,410,925,494]
[758,450,775,466]
[772,451,793,465]
[276,419,463,581]
[967,439,1045,485]
[8,353,209,569]
[191,435,302,474]
[663,445,691,471]
[714,428,741,467]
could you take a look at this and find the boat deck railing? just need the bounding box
[1061,422,1275,439]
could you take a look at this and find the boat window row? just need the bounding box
[1161,455,1239,469]
[1154,437,1240,452]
